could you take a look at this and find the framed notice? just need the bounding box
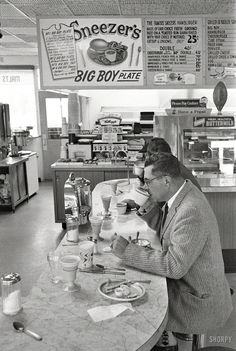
[37,17,144,89]
[206,17,236,86]
[144,17,203,88]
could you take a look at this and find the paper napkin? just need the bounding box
[87,303,135,322]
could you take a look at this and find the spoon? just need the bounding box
[13,321,42,341]
[136,46,142,66]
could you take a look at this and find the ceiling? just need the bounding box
[0,0,236,56]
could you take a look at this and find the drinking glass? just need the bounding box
[89,216,103,240]
[101,194,112,217]
[60,255,80,292]
[47,251,62,284]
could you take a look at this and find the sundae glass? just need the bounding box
[60,255,80,292]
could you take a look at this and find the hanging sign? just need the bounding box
[206,17,236,86]
[193,116,235,128]
[144,17,203,87]
[37,17,144,89]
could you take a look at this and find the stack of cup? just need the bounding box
[78,241,94,270]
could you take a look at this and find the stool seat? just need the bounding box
[199,347,235,350]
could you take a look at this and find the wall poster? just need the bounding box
[37,17,143,89]
[144,17,203,88]
[206,17,236,86]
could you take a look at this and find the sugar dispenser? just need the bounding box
[1,272,22,315]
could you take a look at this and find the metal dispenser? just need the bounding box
[64,173,91,227]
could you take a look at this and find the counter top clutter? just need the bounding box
[0,180,168,351]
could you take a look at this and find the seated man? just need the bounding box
[111,153,232,350]
[134,137,201,191]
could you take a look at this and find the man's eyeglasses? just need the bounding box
[144,175,165,186]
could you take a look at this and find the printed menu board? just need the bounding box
[38,17,143,89]
[145,17,203,87]
[206,17,236,86]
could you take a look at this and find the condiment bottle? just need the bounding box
[66,215,79,242]
[1,272,22,315]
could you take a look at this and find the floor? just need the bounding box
[0,181,235,349]
[0,181,65,296]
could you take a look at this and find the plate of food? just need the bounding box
[98,280,146,302]
[87,39,128,66]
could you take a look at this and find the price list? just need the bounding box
[206,17,236,86]
[145,17,203,87]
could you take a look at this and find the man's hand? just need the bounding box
[121,199,140,210]
[138,197,155,214]
[110,234,129,258]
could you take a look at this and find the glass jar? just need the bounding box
[66,215,79,242]
[1,272,22,315]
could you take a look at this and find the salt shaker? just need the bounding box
[1,272,22,315]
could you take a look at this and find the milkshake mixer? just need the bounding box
[64,173,92,232]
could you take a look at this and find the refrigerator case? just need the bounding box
[154,114,236,173]
[25,153,39,197]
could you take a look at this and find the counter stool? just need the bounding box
[192,287,235,351]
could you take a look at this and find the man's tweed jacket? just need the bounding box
[117,180,233,333]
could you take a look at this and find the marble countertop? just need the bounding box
[0,181,168,351]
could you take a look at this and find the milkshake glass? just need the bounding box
[90,216,103,240]
[101,194,112,217]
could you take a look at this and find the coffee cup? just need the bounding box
[116,202,127,215]
[105,49,117,62]
[133,161,144,177]
[78,241,94,269]
[132,188,150,207]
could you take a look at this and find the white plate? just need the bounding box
[98,281,145,302]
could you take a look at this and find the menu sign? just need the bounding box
[42,24,77,79]
[38,17,143,89]
[206,17,236,86]
[145,17,203,87]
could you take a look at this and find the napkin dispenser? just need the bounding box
[64,173,92,225]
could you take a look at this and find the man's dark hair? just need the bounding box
[147,138,172,156]
[145,152,181,178]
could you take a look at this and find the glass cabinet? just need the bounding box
[182,128,236,173]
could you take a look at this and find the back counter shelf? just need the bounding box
[0,157,28,212]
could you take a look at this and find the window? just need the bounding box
[0,68,39,136]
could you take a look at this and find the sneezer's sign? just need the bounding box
[37,17,143,89]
